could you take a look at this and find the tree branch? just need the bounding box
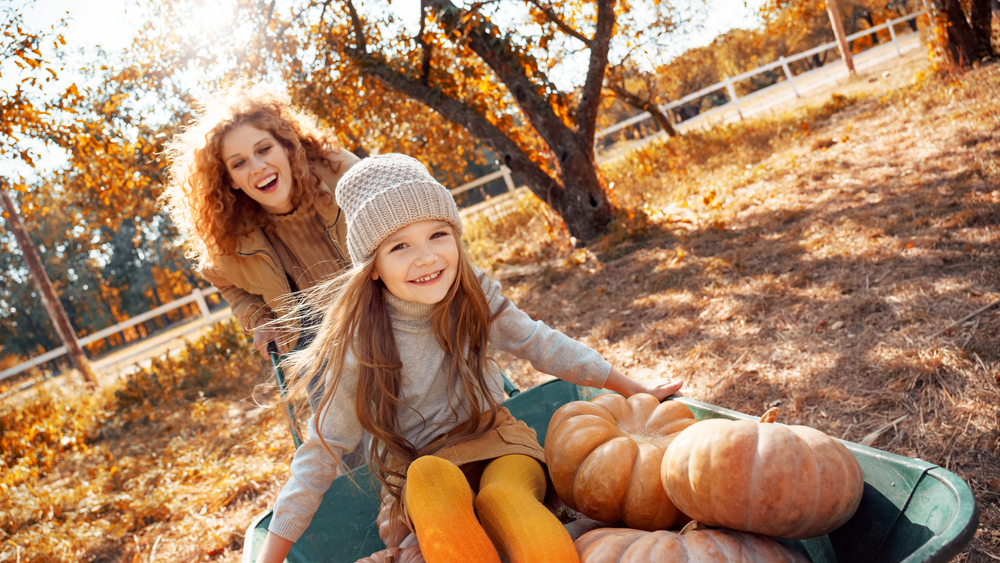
[604,81,677,137]
[344,0,367,52]
[575,0,615,151]
[346,48,564,206]
[526,0,591,46]
[417,0,433,87]
[424,0,580,161]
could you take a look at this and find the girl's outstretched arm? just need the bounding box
[256,532,293,563]
[602,367,683,401]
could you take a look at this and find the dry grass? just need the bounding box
[0,322,294,563]
[486,63,1000,562]
[2,60,998,563]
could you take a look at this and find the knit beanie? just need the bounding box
[335,154,463,263]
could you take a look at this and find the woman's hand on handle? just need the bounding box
[602,367,683,401]
[253,315,283,355]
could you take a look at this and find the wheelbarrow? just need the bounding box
[242,378,979,563]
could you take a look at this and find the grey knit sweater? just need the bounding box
[268,269,612,541]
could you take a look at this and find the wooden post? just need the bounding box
[193,287,212,324]
[723,77,744,121]
[0,186,98,386]
[500,165,515,192]
[779,56,801,97]
[888,18,902,57]
[826,0,856,74]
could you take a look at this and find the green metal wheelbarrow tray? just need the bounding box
[242,378,979,563]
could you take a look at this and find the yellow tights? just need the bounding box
[404,454,579,563]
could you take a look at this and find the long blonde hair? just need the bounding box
[161,85,344,264]
[282,228,506,500]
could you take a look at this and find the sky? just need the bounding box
[23,0,767,73]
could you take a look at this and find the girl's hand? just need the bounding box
[255,532,293,563]
[253,315,283,355]
[602,368,683,401]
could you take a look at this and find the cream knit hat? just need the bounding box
[335,154,463,263]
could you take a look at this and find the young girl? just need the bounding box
[161,85,360,355]
[255,154,683,563]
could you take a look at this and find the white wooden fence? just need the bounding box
[0,286,224,381]
[594,9,928,140]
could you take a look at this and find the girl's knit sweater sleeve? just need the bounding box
[481,270,611,389]
[267,361,364,542]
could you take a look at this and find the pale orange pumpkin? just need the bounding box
[545,393,696,531]
[575,526,811,563]
[661,415,864,539]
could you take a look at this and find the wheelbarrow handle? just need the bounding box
[268,341,304,449]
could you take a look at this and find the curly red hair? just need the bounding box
[162,85,343,264]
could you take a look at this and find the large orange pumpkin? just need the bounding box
[661,416,864,539]
[575,527,811,563]
[545,393,696,531]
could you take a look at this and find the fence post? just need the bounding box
[500,165,515,192]
[193,287,211,325]
[887,18,902,57]
[779,56,801,98]
[723,77,744,121]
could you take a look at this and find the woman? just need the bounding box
[161,85,360,355]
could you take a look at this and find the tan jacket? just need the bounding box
[200,158,354,347]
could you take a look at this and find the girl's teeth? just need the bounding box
[414,271,440,283]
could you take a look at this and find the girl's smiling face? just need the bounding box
[221,124,295,215]
[372,220,459,305]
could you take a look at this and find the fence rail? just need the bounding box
[595,10,927,140]
[1,286,223,382]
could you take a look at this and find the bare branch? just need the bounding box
[604,80,677,137]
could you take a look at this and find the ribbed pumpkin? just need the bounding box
[574,527,811,563]
[661,413,864,539]
[545,393,696,531]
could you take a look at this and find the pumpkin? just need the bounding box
[661,410,864,539]
[404,455,500,563]
[545,393,697,531]
[574,526,811,563]
[475,454,579,563]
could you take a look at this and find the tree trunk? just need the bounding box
[827,0,856,74]
[938,0,981,68]
[0,186,98,386]
[969,0,998,57]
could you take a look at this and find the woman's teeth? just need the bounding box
[412,271,441,283]
[256,174,277,189]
